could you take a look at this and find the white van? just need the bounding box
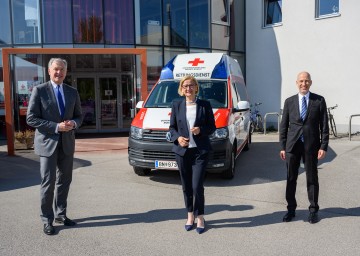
[128,53,251,179]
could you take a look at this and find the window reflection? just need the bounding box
[317,0,340,17]
[42,0,72,43]
[163,0,187,46]
[264,0,282,26]
[0,0,11,44]
[135,0,162,45]
[73,0,104,43]
[104,0,134,44]
[189,0,210,48]
[12,0,41,44]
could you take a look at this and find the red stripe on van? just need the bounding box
[213,109,230,128]
[131,108,147,128]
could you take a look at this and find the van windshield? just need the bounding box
[145,80,227,108]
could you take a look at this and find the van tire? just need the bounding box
[222,148,235,179]
[134,167,151,176]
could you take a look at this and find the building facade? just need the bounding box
[0,0,246,137]
[246,0,360,133]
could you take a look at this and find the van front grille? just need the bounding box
[143,130,169,142]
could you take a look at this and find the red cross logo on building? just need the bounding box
[188,58,204,66]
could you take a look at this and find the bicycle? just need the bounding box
[327,104,338,137]
[250,102,264,133]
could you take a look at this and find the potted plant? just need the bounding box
[14,130,35,149]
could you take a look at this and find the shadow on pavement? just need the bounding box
[0,152,92,192]
[206,206,360,229]
[147,141,337,187]
[62,204,253,230]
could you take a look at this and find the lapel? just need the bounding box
[194,99,202,127]
[179,99,189,137]
[292,95,301,121]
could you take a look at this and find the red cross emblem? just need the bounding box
[188,58,204,66]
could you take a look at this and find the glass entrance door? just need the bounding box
[99,77,120,130]
[75,74,133,132]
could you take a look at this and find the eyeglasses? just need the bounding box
[182,85,196,89]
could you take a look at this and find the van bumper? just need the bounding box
[128,137,232,173]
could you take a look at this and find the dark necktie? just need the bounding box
[57,85,65,118]
[300,96,307,142]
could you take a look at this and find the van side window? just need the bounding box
[230,83,239,108]
[235,82,249,101]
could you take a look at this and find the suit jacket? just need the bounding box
[280,92,329,154]
[26,81,83,157]
[169,98,216,157]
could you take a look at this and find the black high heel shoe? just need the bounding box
[185,221,194,231]
[196,219,205,234]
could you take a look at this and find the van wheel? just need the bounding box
[134,167,151,176]
[222,149,235,179]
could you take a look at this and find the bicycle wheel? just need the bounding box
[256,115,264,132]
[250,121,254,134]
[329,115,337,137]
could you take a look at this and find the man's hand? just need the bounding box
[58,120,75,132]
[318,149,326,160]
[280,150,286,161]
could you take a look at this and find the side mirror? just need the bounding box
[233,101,250,113]
[136,101,144,109]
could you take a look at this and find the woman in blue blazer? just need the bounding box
[169,75,216,234]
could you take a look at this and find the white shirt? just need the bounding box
[186,104,197,148]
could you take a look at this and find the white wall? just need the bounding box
[246,0,360,133]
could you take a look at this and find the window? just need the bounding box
[12,0,41,44]
[163,0,187,46]
[42,0,72,43]
[135,0,162,45]
[104,0,134,44]
[212,0,230,25]
[0,0,11,45]
[189,0,210,48]
[264,0,282,27]
[73,0,104,43]
[316,0,340,18]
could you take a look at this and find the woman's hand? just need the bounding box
[178,136,190,147]
[190,127,200,136]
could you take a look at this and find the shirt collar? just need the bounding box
[50,80,62,89]
[298,92,310,100]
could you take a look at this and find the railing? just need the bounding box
[263,112,281,135]
[348,114,360,141]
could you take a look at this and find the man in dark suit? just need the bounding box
[279,71,329,224]
[27,58,83,235]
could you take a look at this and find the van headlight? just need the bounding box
[130,126,143,139]
[209,127,228,140]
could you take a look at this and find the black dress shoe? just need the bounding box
[43,224,55,235]
[283,212,295,222]
[308,212,319,224]
[55,217,76,226]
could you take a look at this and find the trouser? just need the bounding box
[39,139,74,224]
[175,148,208,216]
[285,140,319,213]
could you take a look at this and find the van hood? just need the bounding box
[132,108,230,129]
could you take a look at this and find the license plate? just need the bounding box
[155,160,178,170]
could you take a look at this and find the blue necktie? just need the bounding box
[57,85,65,119]
[301,96,307,121]
[300,96,307,142]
